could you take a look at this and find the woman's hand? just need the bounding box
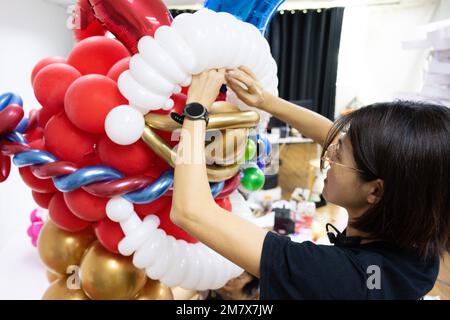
[187,69,226,108]
[225,66,269,109]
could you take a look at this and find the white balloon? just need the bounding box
[120,214,142,235]
[154,26,196,74]
[106,197,134,222]
[132,229,162,269]
[179,244,203,290]
[146,236,176,280]
[118,71,167,110]
[129,55,175,95]
[105,105,145,145]
[118,217,157,256]
[138,36,188,84]
[160,240,186,287]
[192,244,213,291]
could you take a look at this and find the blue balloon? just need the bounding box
[13,150,57,167]
[210,180,225,198]
[204,0,285,34]
[246,0,285,34]
[5,131,28,144]
[15,117,29,133]
[53,166,123,192]
[204,0,257,21]
[5,127,230,204]
[123,170,174,204]
[256,133,272,160]
[0,92,23,111]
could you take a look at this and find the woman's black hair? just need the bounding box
[321,100,450,259]
[242,274,260,298]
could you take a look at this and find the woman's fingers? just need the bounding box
[239,66,257,80]
[226,69,255,88]
[226,77,253,104]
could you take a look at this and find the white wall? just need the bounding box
[0,0,74,251]
[335,0,443,117]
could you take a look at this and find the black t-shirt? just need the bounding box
[259,232,439,300]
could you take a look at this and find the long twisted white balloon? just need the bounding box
[106,8,278,145]
[105,193,246,290]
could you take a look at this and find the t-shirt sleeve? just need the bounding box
[259,231,367,300]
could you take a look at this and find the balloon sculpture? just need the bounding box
[0,0,283,299]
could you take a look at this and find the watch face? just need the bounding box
[186,103,205,117]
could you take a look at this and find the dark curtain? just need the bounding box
[266,8,345,121]
[170,8,345,121]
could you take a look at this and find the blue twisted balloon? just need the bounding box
[0,92,23,111]
[123,170,174,204]
[54,166,124,192]
[1,90,227,204]
[204,0,285,34]
[8,132,225,204]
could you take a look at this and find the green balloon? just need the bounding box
[241,167,265,191]
[245,139,257,161]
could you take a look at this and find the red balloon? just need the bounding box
[31,56,66,84]
[32,191,55,209]
[19,167,57,193]
[157,205,197,243]
[216,196,232,212]
[65,75,127,134]
[88,0,172,53]
[134,195,172,219]
[24,127,44,142]
[64,188,108,222]
[97,135,156,176]
[95,218,125,253]
[0,154,11,183]
[33,63,82,114]
[37,108,57,129]
[0,104,24,136]
[106,57,130,82]
[29,138,46,151]
[49,192,91,232]
[67,36,130,75]
[44,113,98,166]
[72,0,107,42]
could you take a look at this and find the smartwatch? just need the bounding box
[170,102,209,126]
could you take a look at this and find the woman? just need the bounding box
[200,271,260,300]
[170,67,449,299]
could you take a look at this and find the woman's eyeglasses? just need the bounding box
[321,143,364,173]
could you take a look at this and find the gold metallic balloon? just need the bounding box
[80,241,147,300]
[46,270,63,283]
[136,280,173,300]
[144,110,260,132]
[142,126,241,182]
[142,101,259,182]
[206,103,248,166]
[38,221,96,275]
[42,278,90,300]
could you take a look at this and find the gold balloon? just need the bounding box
[42,278,89,300]
[46,270,63,283]
[142,126,241,182]
[38,221,96,275]
[144,110,260,132]
[206,102,248,165]
[80,241,147,300]
[136,280,174,300]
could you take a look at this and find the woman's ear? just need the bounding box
[366,179,384,205]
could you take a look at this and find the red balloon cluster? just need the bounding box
[24,35,233,253]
